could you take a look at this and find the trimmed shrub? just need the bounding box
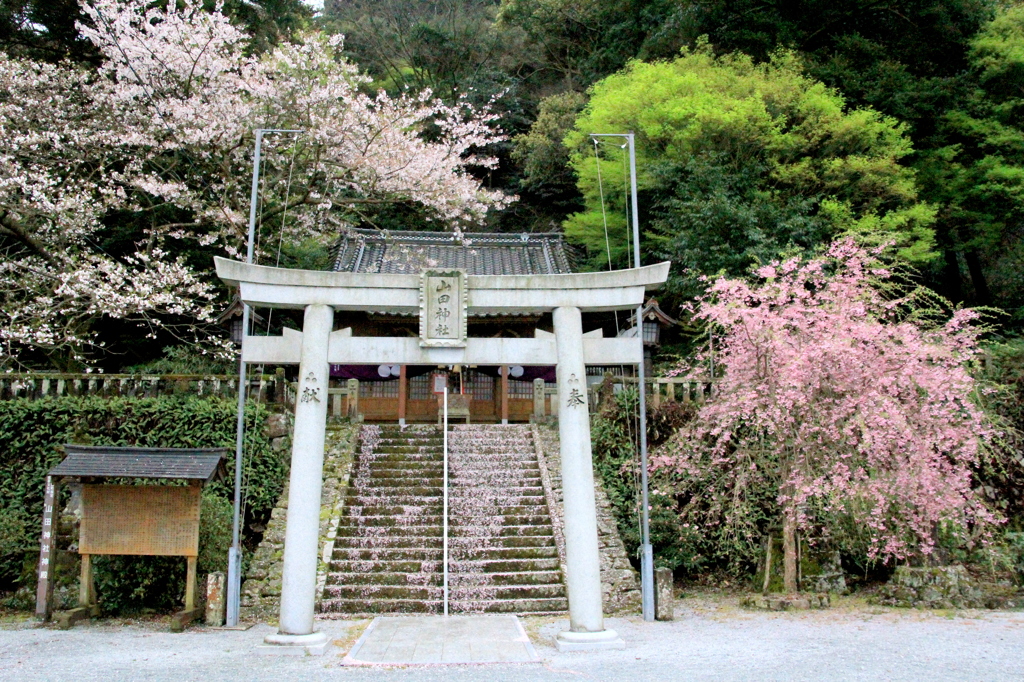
[0,396,286,612]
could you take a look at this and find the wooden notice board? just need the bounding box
[79,484,200,557]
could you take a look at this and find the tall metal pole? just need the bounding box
[589,133,655,621]
[626,134,655,622]
[227,128,301,627]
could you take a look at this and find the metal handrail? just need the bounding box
[442,388,449,617]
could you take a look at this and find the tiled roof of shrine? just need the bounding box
[330,229,575,275]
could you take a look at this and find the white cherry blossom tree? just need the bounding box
[0,0,508,369]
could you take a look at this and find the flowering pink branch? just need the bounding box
[654,239,999,590]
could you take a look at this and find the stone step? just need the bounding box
[371,446,444,455]
[360,465,540,476]
[448,452,539,459]
[324,570,563,587]
[345,504,546,516]
[358,464,446,471]
[330,547,558,562]
[345,486,547,498]
[336,514,554,527]
[319,597,567,615]
[346,486,443,497]
[359,453,444,462]
[349,489,549,499]
[333,524,555,538]
[327,557,561,573]
[348,478,546,489]
[447,449,537,456]
[362,456,541,465]
[322,583,567,601]
[345,494,548,506]
[348,475,544,487]
[376,433,442,438]
[331,535,556,549]
[374,433,442,440]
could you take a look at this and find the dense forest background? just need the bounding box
[3,0,1024,367]
[326,0,1024,318]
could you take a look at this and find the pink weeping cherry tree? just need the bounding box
[653,239,999,593]
[0,0,509,368]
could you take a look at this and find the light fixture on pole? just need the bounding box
[226,127,303,628]
[590,132,655,622]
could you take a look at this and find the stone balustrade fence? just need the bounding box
[0,372,712,420]
[0,371,296,404]
[591,375,715,411]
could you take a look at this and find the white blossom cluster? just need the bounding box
[0,0,509,367]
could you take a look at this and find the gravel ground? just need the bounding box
[3,595,1023,682]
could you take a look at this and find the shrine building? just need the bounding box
[320,228,671,424]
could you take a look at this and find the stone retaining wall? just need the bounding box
[239,421,358,623]
[873,565,991,609]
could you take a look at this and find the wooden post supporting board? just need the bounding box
[185,556,196,611]
[79,554,92,607]
[171,555,203,632]
[58,553,98,629]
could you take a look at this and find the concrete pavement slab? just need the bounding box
[344,615,538,665]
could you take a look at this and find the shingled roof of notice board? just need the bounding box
[48,445,228,482]
[330,229,575,276]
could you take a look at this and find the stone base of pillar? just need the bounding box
[258,631,331,656]
[554,629,625,652]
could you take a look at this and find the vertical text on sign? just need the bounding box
[420,270,467,347]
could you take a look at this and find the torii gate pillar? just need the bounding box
[553,306,624,650]
[263,303,332,652]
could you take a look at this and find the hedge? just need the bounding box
[0,395,287,611]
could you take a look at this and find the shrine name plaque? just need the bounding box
[79,484,200,557]
[419,269,467,347]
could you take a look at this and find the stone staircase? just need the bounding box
[320,424,568,615]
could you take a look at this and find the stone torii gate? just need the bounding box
[215,256,670,652]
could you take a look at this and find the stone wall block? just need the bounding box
[265,412,291,439]
[204,572,226,626]
[873,565,988,609]
[654,567,674,621]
